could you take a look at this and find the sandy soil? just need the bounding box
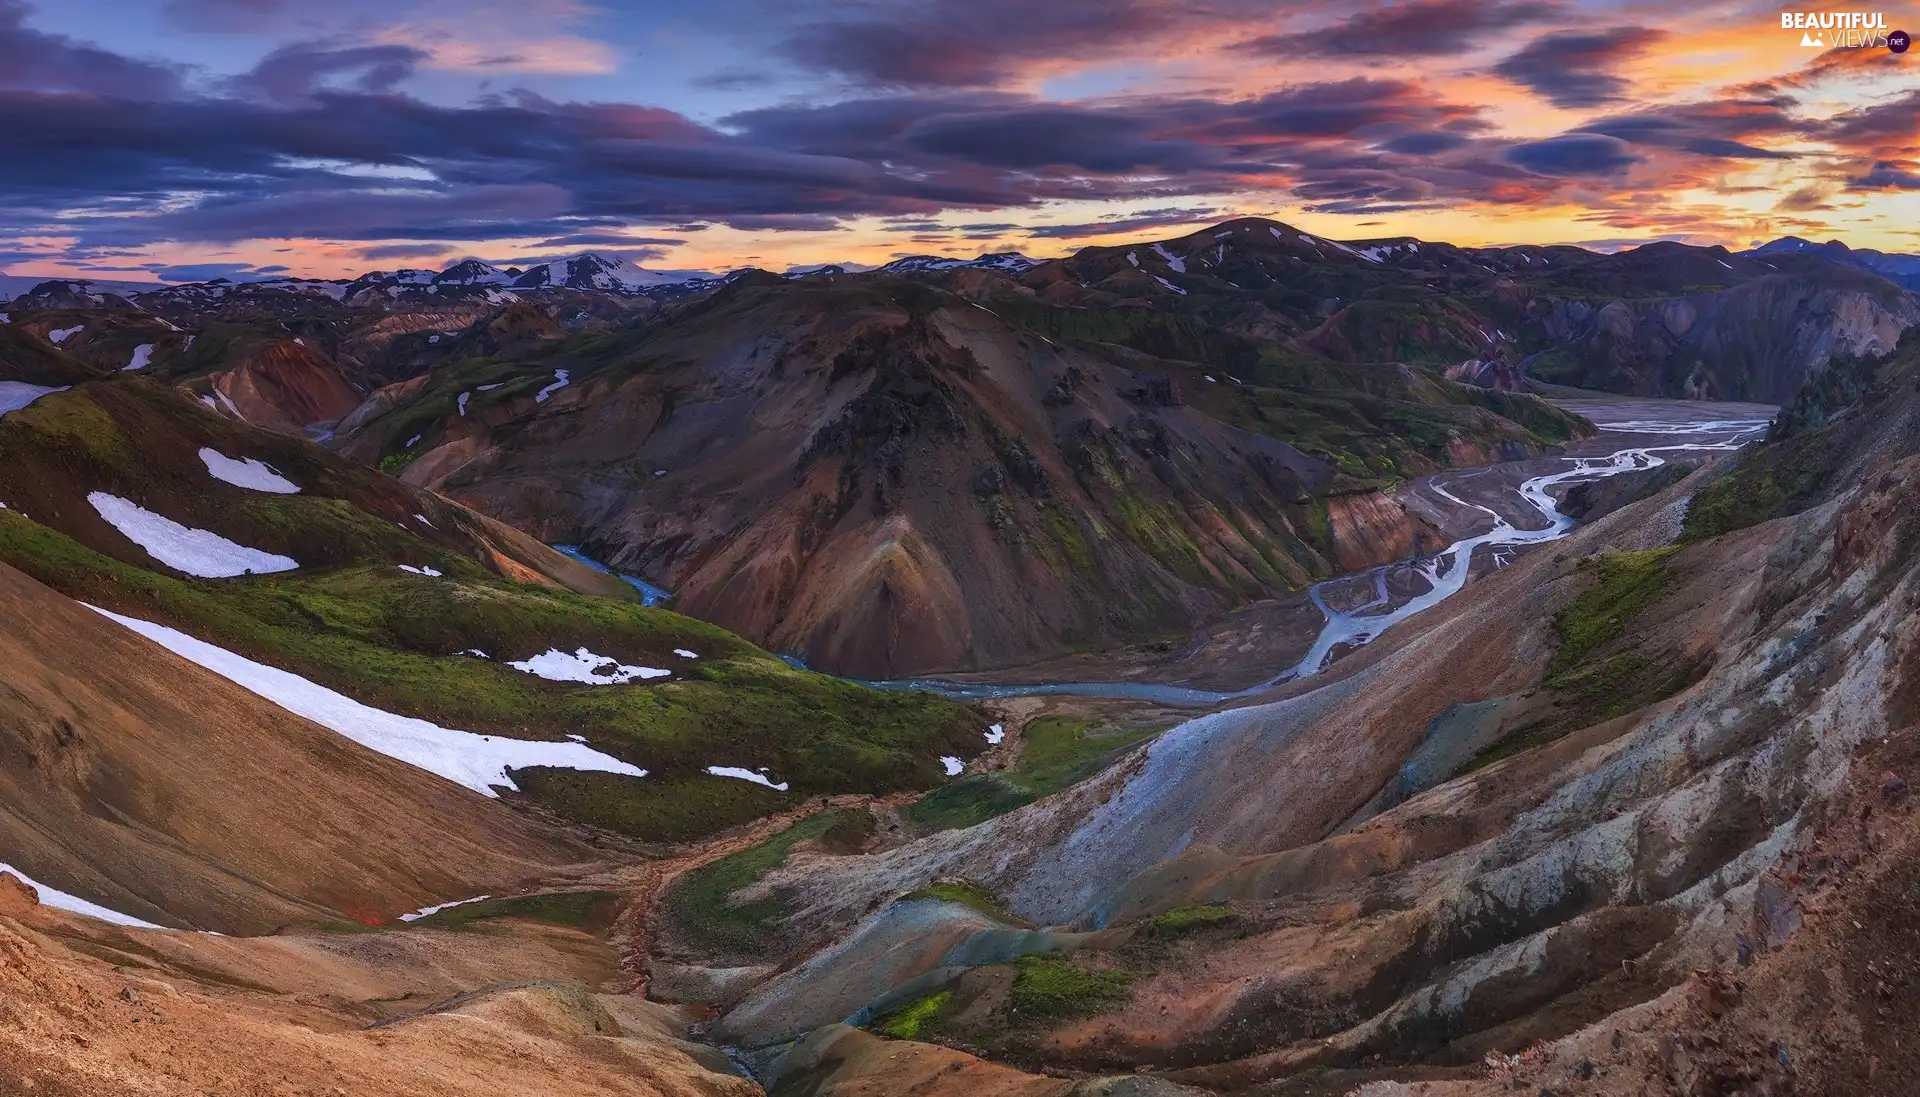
[0,886,756,1097]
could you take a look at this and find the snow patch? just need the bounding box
[88,607,649,797]
[199,448,300,494]
[0,382,66,416]
[1126,251,1140,267]
[123,344,154,371]
[941,756,965,776]
[985,724,1005,745]
[673,648,698,659]
[0,861,166,930]
[48,325,82,344]
[535,369,570,402]
[707,766,790,791]
[1317,237,1378,262]
[1151,242,1186,273]
[397,565,443,577]
[508,647,671,684]
[457,391,470,416]
[1154,276,1187,295]
[398,895,489,922]
[88,493,297,577]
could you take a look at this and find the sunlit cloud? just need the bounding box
[3,0,1920,280]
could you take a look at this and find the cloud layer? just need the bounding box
[0,0,1908,276]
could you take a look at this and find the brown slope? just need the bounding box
[210,336,364,430]
[694,349,1920,1083]
[0,895,755,1097]
[0,558,609,935]
[0,376,629,599]
[0,322,104,387]
[373,280,1454,677]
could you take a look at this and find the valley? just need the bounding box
[862,397,1773,703]
[0,218,1917,1097]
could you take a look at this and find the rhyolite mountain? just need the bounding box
[331,268,1591,678]
[9,217,1919,674]
[1751,234,1920,290]
[6,224,1920,1097]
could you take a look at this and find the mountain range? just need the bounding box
[3,217,1920,1096]
[1749,235,1920,289]
[7,218,1915,676]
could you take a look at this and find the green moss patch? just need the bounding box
[1457,547,1706,773]
[902,717,1165,835]
[0,407,983,845]
[1682,425,1848,541]
[1549,548,1678,677]
[664,808,873,957]
[872,990,953,1041]
[903,880,1012,922]
[1148,904,1234,935]
[1006,955,1135,1026]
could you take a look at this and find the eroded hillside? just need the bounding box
[625,332,1920,1096]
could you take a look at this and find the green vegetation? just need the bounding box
[900,774,1035,833]
[873,990,953,1041]
[1148,904,1234,935]
[1682,426,1847,541]
[407,891,622,933]
[0,504,978,846]
[902,717,1164,834]
[904,880,1010,921]
[0,382,983,843]
[1549,548,1678,676]
[1684,334,1917,541]
[1461,547,1706,773]
[1006,955,1135,1025]
[664,808,874,956]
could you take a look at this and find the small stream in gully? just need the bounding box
[850,404,1773,707]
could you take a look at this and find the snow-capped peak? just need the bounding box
[878,251,1039,274]
[510,253,713,292]
[434,259,516,286]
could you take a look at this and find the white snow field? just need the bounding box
[198,448,301,493]
[508,647,671,684]
[87,607,650,797]
[706,766,791,791]
[88,493,298,577]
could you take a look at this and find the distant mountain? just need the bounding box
[505,252,714,292]
[0,276,163,305]
[879,252,1039,274]
[434,259,517,286]
[1751,236,1920,290]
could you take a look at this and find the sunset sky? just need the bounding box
[4,0,1919,282]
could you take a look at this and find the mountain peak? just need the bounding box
[434,259,513,285]
[509,252,714,292]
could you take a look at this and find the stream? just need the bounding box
[851,411,1773,707]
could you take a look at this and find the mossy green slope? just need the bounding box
[0,379,983,842]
